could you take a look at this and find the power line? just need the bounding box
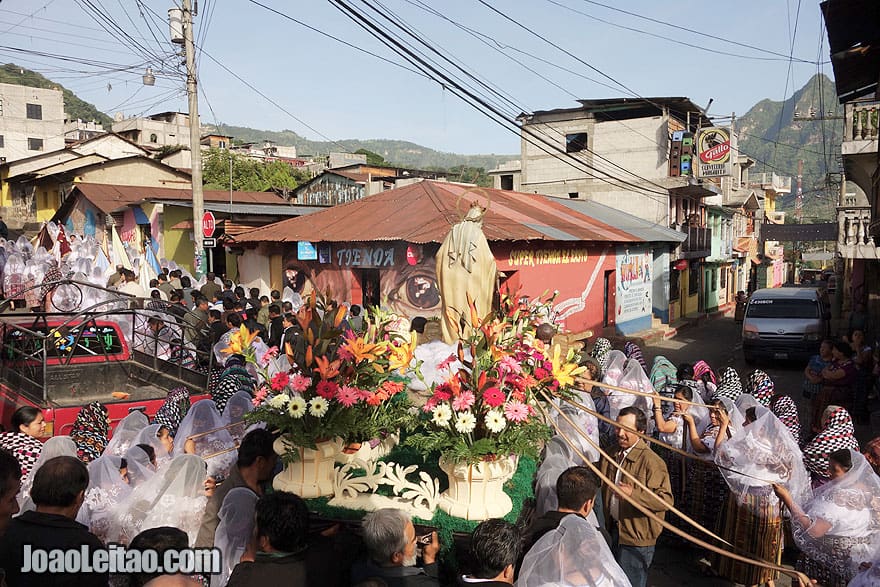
[0,0,58,35]
[575,0,823,64]
[329,0,674,205]
[547,0,799,62]
[771,0,803,169]
[244,0,431,80]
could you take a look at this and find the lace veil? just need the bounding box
[715,405,811,516]
[792,450,880,577]
[104,410,149,456]
[77,453,131,543]
[17,435,78,513]
[518,514,630,587]
[173,400,237,479]
[211,487,258,587]
[111,454,208,545]
[124,444,157,488]
[221,391,254,443]
[135,424,171,469]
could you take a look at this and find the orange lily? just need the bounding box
[313,355,341,380]
[223,324,258,355]
[340,334,384,363]
[387,336,417,374]
[305,345,314,368]
[333,305,347,327]
[467,293,481,328]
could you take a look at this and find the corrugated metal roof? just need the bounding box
[554,199,687,243]
[235,180,684,245]
[67,183,286,215]
[161,201,325,216]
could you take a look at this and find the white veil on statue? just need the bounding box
[792,450,880,579]
[715,406,811,516]
[173,400,237,479]
[77,453,131,543]
[104,410,149,456]
[211,487,258,587]
[112,454,208,545]
[17,435,78,513]
[518,514,631,587]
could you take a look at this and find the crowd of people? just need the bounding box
[1,262,880,585]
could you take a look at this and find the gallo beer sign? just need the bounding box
[696,127,734,178]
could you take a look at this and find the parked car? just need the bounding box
[741,287,830,364]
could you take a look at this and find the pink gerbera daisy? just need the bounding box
[289,373,311,393]
[452,391,476,412]
[503,400,530,423]
[270,372,289,392]
[336,385,360,408]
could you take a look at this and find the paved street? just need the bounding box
[639,314,805,587]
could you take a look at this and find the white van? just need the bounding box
[741,287,830,364]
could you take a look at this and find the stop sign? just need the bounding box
[202,211,216,238]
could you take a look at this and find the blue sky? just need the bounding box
[0,0,830,155]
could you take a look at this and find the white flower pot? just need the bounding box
[272,437,340,498]
[438,454,518,521]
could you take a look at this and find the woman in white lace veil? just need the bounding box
[135,424,173,469]
[221,391,254,444]
[124,444,157,488]
[104,410,148,456]
[713,404,811,585]
[518,514,630,587]
[654,384,711,453]
[775,449,880,587]
[211,487,258,587]
[612,359,655,434]
[111,454,209,546]
[601,350,627,387]
[17,435,78,514]
[173,400,237,480]
[77,453,131,543]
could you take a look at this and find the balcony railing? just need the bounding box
[749,172,792,193]
[837,206,880,259]
[845,101,880,142]
[679,225,711,258]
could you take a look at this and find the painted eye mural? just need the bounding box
[382,264,441,317]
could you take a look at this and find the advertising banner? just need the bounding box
[616,246,653,327]
[696,127,735,178]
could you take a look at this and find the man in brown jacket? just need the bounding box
[600,406,672,587]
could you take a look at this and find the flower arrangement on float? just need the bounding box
[238,292,419,497]
[406,291,584,519]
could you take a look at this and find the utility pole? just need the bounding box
[796,159,804,223]
[182,0,205,278]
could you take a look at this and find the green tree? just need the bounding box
[202,148,310,192]
[354,148,386,166]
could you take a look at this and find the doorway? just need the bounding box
[359,269,381,309]
[603,269,616,327]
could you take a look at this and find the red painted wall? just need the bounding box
[494,242,616,335]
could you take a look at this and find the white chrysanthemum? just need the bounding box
[308,397,329,418]
[287,395,307,419]
[268,394,290,409]
[484,410,507,433]
[432,404,452,427]
[455,411,477,434]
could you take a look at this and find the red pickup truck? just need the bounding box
[0,308,212,438]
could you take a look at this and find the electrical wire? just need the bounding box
[771,0,802,169]
[575,0,823,64]
[547,0,798,62]
[0,0,58,35]
[329,0,674,207]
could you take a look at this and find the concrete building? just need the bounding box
[0,133,184,225]
[63,119,106,144]
[488,160,522,191]
[518,97,722,323]
[112,111,190,150]
[0,83,65,163]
